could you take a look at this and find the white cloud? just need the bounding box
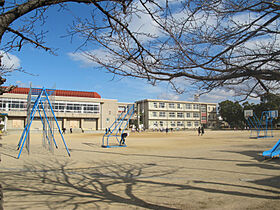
[199,89,236,103]
[68,51,96,67]
[68,48,119,68]
[157,92,180,100]
[0,51,21,70]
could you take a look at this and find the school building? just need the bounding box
[0,87,217,132]
[135,99,217,130]
[0,87,134,133]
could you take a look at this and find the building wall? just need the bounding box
[0,90,217,132]
[0,92,127,132]
[100,99,118,130]
[136,99,217,130]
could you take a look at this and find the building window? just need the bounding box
[169,112,175,117]
[177,112,184,118]
[0,98,100,114]
[159,102,165,108]
[118,106,126,112]
[177,121,184,126]
[153,102,158,108]
[160,121,164,127]
[202,116,207,120]
[152,112,157,117]
[186,104,192,109]
[193,112,200,118]
[187,121,192,127]
[177,103,182,109]
[201,105,207,112]
[194,121,199,127]
[170,121,176,127]
[169,103,175,109]
[153,121,158,127]
[83,104,99,114]
[193,104,200,110]
[186,112,191,118]
[159,112,166,117]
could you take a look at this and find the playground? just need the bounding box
[0,130,280,209]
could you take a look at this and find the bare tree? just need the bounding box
[69,0,280,99]
[0,0,130,93]
[0,0,280,99]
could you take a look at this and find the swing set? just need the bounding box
[102,104,134,148]
[17,87,70,159]
[244,110,278,138]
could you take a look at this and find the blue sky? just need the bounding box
[1,2,258,104]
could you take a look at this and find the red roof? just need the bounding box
[6,87,101,99]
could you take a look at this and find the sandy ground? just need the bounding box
[0,130,280,210]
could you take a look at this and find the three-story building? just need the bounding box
[136,99,217,130]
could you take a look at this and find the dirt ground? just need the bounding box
[0,130,280,210]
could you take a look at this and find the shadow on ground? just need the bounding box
[1,159,280,209]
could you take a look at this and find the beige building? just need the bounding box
[135,99,217,130]
[0,87,134,133]
[0,88,217,133]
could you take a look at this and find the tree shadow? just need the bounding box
[78,143,252,163]
[1,159,179,209]
[1,159,280,209]
[220,149,280,166]
[0,183,2,210]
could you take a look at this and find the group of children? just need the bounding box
[197,126,205,136]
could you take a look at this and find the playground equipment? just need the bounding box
[102,104,134,148]
[263,139,280,159]
[244,110,278,138]
[17,87,70,159]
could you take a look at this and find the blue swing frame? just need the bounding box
[102,104,134,148]
[17,88,70,159]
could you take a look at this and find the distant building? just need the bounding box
[135,99,217,130]
[0,87,218,132]
[0,87,133,133]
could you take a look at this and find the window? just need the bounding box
[177,121,184,126]
[193,112,200,118]
[159,112,166,117]
[159,102,165,108]
[152,112,157,117]
[74,104,81,112]
[187,121,192,127]
[193,104,199,109]
[0,100,6,110]
[201,105,207,112]
[83,104,99,114]
[186,112,191,118]
[118,106,126,112]
[177,103,181,109]
[59,104,65,111]
[194,121,199,127]
[169,103,175,109]
[186,104,192,109]
[170,121,176,127]
[202,116,207,120]
[153,102,158,108]
[160,121,164,126]
[153,121,158,127]
[169,112,175,117]
[177,112,184,118]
